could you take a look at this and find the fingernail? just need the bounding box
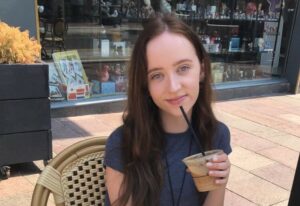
[206,162,213,167]
[213,156,218,161]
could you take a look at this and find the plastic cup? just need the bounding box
[182,149,223,192]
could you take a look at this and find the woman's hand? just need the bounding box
[206,152,231,185]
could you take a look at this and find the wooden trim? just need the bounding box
[34,0,40,43]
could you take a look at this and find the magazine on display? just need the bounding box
[48,62,65,101]
[52,50,90,100]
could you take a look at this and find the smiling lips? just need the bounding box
[166,95,187,105]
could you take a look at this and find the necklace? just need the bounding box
[164,136,192,206]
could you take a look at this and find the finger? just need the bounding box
[208,169,229,178]
[210,153,228,163]
[206,161,230,170]
[214,177,228,185]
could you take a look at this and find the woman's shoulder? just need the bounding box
[106,125,124,150]
[213,121,232,154]
[216,121,230,136]
[106,126,123,144]
[104,125,125,172]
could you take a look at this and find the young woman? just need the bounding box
[104,14,231,206]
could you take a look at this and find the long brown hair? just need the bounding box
[114,13,217,206]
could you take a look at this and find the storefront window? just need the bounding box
[37,0,292,102]
[177,0,284,83]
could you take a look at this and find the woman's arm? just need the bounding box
[203,152,231,206]
[106,166,124,204]
[106,167,132,206]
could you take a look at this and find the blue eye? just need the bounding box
[150,73,163,80]
[178,65,190,73]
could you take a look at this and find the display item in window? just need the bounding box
[91,63,122,95]
[245,2,257,15]
[52,51,90,100]
[48,62,66,101]
[267,0,281,15]
[98,64,110,82]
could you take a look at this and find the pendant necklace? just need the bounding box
[164,136,192,206]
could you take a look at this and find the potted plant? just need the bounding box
[0,22,52,179]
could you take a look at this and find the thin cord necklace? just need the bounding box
[164,136,192,206]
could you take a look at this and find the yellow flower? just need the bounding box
[0,21,41,64]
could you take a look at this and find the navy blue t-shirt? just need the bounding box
[104,122,231,206]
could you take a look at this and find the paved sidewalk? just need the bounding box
[0,93,299,206]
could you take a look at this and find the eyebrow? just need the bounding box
[173,59,193,67]
[148,59,193,74]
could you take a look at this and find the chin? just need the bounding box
[162,108,189,119]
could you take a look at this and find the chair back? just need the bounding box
[31,137,107,206]
[53,18,65,38]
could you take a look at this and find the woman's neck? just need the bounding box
[161,113,190,133]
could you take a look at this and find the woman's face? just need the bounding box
[146,31,202,120]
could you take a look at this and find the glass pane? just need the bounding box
[175,0,285,83]
[38,0,297,102]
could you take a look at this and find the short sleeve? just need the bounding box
[104,126,124,172]
[213,122,232,155]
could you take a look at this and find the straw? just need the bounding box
[179,106,205,156]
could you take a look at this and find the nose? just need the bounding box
[167,74,181,92]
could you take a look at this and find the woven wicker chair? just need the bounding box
[31,137,107,206]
